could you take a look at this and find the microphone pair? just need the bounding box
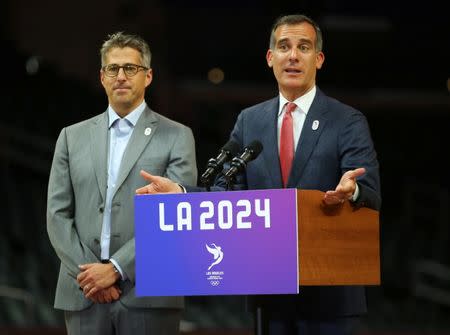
[200,140,263,187]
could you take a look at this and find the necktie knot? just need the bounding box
[285,102,297,115]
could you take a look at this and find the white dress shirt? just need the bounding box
[276,87,359,200]
[277,86,317,152]
[101,101,146,278]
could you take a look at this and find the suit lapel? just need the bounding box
[112,107,158,197]
[90,112,109,202]
[288,89,329,187]
[258,98,283,187]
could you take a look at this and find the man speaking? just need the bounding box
[137,14,381,335]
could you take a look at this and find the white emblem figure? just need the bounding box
[206,243,224,270]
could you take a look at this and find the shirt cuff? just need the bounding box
[350,183,360,202]
[109,258,126,281]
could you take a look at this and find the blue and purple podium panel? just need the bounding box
[135,189,299,296]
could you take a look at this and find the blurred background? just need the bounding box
[0,0,449,334]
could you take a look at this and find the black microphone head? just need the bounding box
[200,140,241,186]
[246,140,263,158]
[221,140,240,156]
[223,140,263,180]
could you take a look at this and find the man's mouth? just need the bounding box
[285,68,301,74]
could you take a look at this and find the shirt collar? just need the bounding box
[108,100,147,128]
[278,86,317,116]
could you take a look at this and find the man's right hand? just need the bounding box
[136,170,183,194]
[89,285,121,304]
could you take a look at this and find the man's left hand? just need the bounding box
[322,168,366,206]
[77,262,120,299]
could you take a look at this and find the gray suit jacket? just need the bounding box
[47,106,197,311]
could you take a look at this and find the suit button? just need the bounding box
[94,238,100,244]
[99,207,104,213]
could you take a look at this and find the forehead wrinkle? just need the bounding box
[105,47,143,66]
[277,37,290,45]
[276,24,316,43]
[107,62,139,66]
[276,36,313,47]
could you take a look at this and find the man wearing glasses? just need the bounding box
[47,32,197,335]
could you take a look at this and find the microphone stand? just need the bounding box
[256,305,265,335]
[201,158,221,192]
[201,179,211,192]
[225,175,235,191]
[226,168,266,334]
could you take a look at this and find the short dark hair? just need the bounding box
[269,14,323,52]
[100,32,152,68]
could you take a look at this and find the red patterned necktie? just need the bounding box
[280,102,297,187]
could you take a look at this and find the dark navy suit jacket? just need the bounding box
[193,88,381,318]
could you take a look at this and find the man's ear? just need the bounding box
[266,49,273,68]
[100,69,106,88]
[316,51,325,70]
[145,68,153,88]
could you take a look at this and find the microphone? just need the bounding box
[224,140,263,180]
[200,140,240,186]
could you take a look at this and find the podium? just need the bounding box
[296,189,379,286]
[134,189,379,297]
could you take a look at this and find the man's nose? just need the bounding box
[289,48,299,61]
[116,68,127,80]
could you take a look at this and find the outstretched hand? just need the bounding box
[136,170,183,194]
[322,168,366,206]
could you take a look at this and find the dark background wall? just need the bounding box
[1,0,449,333]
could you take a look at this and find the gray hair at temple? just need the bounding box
[269,14,323,52]
[100,32,152,68]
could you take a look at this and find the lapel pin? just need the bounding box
[144,127,151,136]
[312,120,319,131]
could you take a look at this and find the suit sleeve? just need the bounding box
[164,125,198,186]
[46,128,99,277]
[339,112,381,210]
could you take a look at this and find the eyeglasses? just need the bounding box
[102,63,149,77]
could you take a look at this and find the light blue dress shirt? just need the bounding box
[101,101,146,278]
